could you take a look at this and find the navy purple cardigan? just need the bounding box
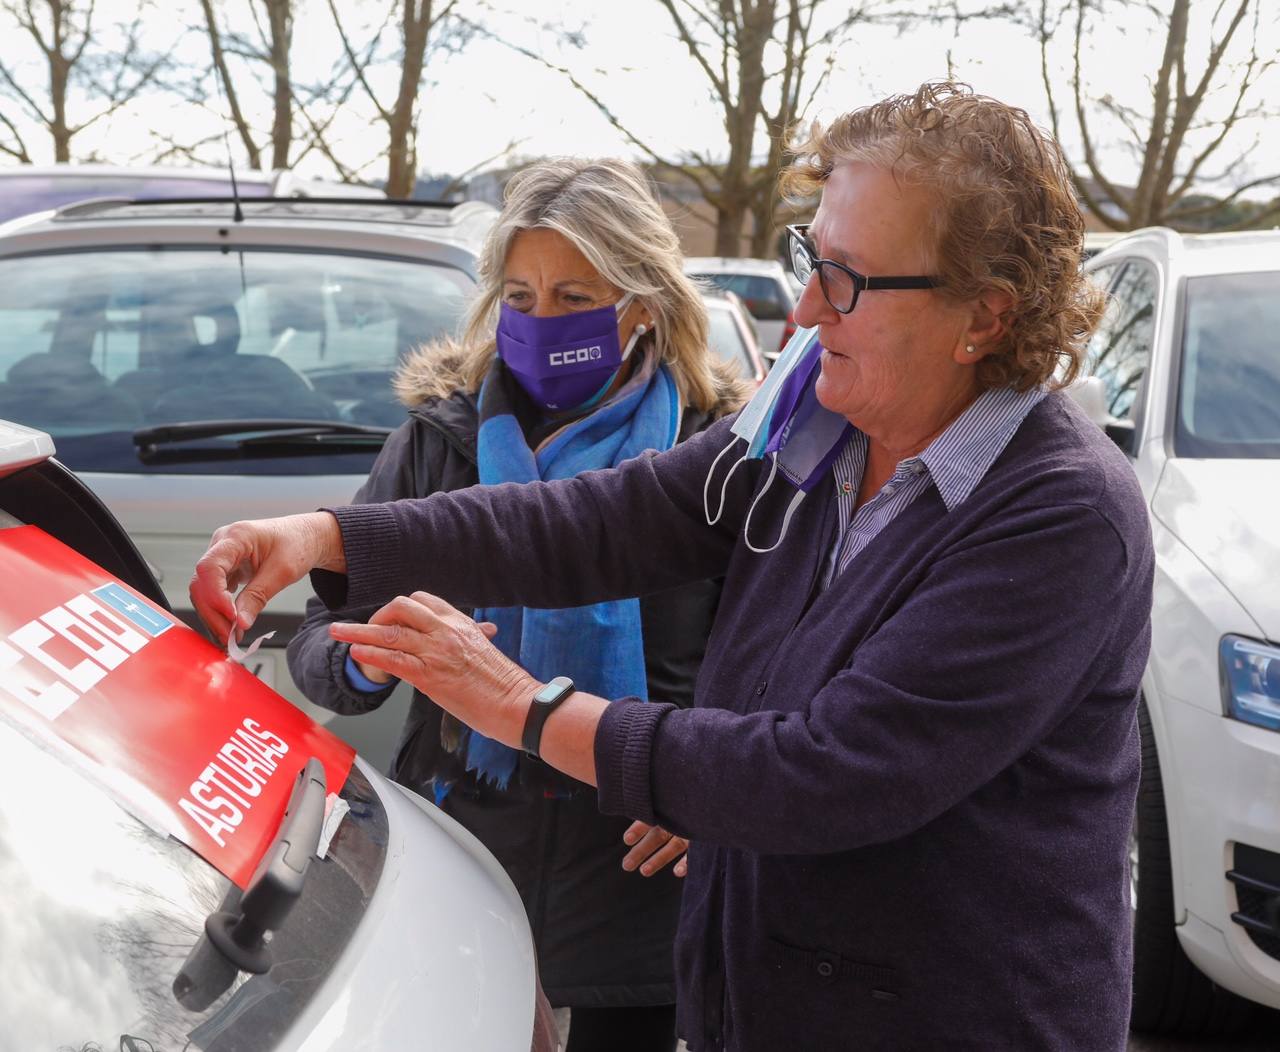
[314,391,1155,1051]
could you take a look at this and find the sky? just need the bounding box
[2,0,1279,198]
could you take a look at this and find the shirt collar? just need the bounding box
[913,385,1048,511]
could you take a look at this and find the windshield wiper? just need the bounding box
[134,419,392,447]
[173,758,327,1011]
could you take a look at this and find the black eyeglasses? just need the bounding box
[786,224,940,314]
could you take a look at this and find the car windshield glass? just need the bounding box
[1176,271,1280,458]
[0,176,272,223]
[0,714,387,1050]
[0,247,472,473]
[706,308,753,379]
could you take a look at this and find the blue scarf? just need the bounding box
[450,353,680,793]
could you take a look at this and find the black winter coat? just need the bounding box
[287,382,733,1008]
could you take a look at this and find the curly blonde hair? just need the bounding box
[397,157,740,413]
[781,81,1104,390]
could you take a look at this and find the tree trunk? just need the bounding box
[49,3,71,162]
[714,1,773,255]
[748,204,775,259]
[385,0,432,197]
[50,60,71,162]
[266,0,293,169]
[1128,0,1187,227]
[714,200,751,256]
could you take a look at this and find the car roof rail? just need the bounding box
[49,196,493,223]
[52,196,136,218]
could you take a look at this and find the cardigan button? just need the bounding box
[815,953,838,981]
[755,681,767,696]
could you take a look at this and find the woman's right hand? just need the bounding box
[355,659,393,685]
[190,511,346,644]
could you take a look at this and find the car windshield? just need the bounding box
[0,247,472,473]
[0,175,272,224]
[0,714,387,1051]
[1176,271,1280,458]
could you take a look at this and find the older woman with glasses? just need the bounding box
[191,82,1154,1052]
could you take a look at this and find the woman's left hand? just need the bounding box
[330,591,537,747]
[622,820,689,878]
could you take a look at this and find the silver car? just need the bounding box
[0,197,496,769]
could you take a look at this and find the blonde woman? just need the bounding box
[287,157,745,1052]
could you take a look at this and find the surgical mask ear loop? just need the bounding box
[742,454,806,554]
[703,434,748,525]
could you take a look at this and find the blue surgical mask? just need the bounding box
[704,325,852,553]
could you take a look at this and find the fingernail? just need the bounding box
[641,865,652,876]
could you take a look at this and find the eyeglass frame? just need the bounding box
[786,224,941,315]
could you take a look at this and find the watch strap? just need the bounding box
[521,676,576,759]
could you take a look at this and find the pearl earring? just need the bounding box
[965,344,977,354]
[636,323,648,335]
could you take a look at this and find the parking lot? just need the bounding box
[4,7,1280,1039]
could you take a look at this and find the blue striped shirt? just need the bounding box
[822,385,1047,588]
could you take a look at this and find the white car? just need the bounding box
[0,196,496,770]
[0,163,384,224]
[685,255,797,359]
[1084,228,1280,1034]
[701,288,767,386]
[0,416,547,1051]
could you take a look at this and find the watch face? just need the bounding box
[534,680,566,704]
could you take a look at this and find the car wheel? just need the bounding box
[1130,696,1254,1036]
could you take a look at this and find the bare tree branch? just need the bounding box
[436,136,528,198]
[458,13,722,205]
[0,108,32,162]
[326,0,393,124]
[657,0,732,111]
[0,0,168,162]
[1036,0,1275,231]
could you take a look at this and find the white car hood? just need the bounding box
[1152,458,1280,639]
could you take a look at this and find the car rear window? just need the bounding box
[0,247,472,473]
[1175,271,1280,458]
[0,714,387,1051]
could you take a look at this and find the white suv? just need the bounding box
[1084,229,1280,1035]
[0,197,496,770]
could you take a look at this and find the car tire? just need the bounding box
[1130,696,1255,1036]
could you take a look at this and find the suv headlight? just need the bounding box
[1219,635,1280,732]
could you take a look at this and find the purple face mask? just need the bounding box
[496,296,638,411]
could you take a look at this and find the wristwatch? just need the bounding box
[521,676,576,759]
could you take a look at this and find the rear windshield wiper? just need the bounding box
[134,419,393,447]
[173,757,327,1011]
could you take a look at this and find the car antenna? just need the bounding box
[208,23,244,225]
